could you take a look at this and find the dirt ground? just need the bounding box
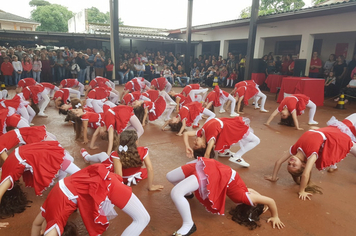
[1,85,356,236]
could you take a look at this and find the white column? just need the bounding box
[219,40,229,58]
[299,33,315,76]
[195,42,203,58]
[254,37,265,59]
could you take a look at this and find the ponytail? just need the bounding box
[118,130,142,168]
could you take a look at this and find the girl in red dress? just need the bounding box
[120,77,150,101]
[265,126,356,200]
[265,94,318,130]
[150,77,171,93]
[89,105,144,155]
[1,94,33,125]
[81,130,163,191]
[122,91,151,105]
[180,83,208,102]
[16,77,37,93]
[58,78,84,96]
[31,164,150,236]
[226,68,237,87]
[208,86,239,117]
[0,107,30,135]
[233,85,269,113]
[0,125,56,160]
[22,84,50,117]
[183,117,260,167]
[141,89,160,101]
[131,90,177,126]
[161,101,215,136]
[0,141,80,203]
[167,157,284,235]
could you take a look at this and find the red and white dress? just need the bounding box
[17,78,36,88]
[22,85,45,104]
[102,105,134,133]
[124,77,146,92]
[53,88,70,102]
[87,87,110,100]
[234,85,259,105]
[234,80,257,89]
[0,125,47,154]
[213,86,230,106]
[39,82,56,90]
[205,91,220,107]
[290,126,353,170]
[178,102,204,127]
[175,93,193,108]
[327,114,356,142]
[122,91,141,105]
[102,147,149,186]
[278,94,310,116]
[0,141,66,195]
[196,117,250,152]
[0,108,22,135]
[151,77,168,91]
[181,84,200,96]
[142,89,159,101]
[60,79,80,88]
[41,164,132,236]
[89,77,109,89]
[81,112,103,129]
[144,97,166,121]
[181,157,253,215]
[0,95,21,110]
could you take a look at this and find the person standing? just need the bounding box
[32,55,42,83]
[309,52,322,78]
[1,57,14,86]
[12,55,22,85]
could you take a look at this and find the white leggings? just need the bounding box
[84,151,109,163]
[92,100,116,113]
[38,91,50,114]
[220,94,236,115]
[105,80,116,89]
[109,91,119,104]
[126,115,144,138]
[16,117,30,128]
[77,82,84,95]
[166,168,198,235]
[165,82,172,93]
[121,193,150,236]
[192,108,215,126]
[233,132,260,158]
[66,88,81,99]
[306,100,317,123]
[188,88,208,102]
[253,91,267,111]
[0,90,8,99]
[57,151,81,179]
[17,106,35,124]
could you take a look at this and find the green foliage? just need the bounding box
[312,0,326,5]
[239,0,306,18]
[87,7,124,25]
[29,0,50,7]
[31,4,73,32]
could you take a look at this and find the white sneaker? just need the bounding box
[219,109,226,113]
[230,112,239,117]
[229,156,250,167]
[218,150,235,157]
[37,112,48,117]
[308,121,318,125]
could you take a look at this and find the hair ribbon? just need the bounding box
[119,145,128,152]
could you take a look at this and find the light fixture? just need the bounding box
[35,36,38,39]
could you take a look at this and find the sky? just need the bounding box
[2,0,314,29]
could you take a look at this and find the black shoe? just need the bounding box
[172,224,197,236]
[184,193,194,199]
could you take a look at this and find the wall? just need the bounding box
[68,9,87,33]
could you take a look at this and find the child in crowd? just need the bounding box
[12,55,22,85]
[32,55,42,83]
[226,68,237,87]
[1,57,14,86]
[324,71,337,97]
[105,58,114,81]
[163,65,173,84]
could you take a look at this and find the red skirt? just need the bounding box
[148,96,166,121]
[215,117,250,152]
[1,95,21,109]
[182,84,200,96]
[124,80,140,92]
[180,102,204,127]
[40,82,56,90]
[142,89,159,101]
[0,141,65,195]
[103,106,134,133]
[205,91,220,107]
[235,86,258,105]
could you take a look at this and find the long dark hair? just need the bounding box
[62,221,78,236]
[133,104,145,124]
[289,168,323,194]
[229,204,264,230]
[30,98,40,115]
[65,110,82,140]
[118,130,142,169]
[0,181,31,219]
[169,121,183,132]
[193,147,215,159]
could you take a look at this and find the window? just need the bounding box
[275,40,301,55]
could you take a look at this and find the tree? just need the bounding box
[312,0,326,5]
[239,0,305,18]
[87,7,124,25]
[31,4,73,32]
[29,0,50,7]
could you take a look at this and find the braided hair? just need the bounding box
[118,130,142,169]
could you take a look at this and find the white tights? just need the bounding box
[306,100,317,124]
[233,132,260,158]
[84,152,109,163]
[109,91,119,104]
[38,91,50,114]
[57,151,80,179]
[188,88,208,102]
[220,94,236,115]
[121,194,150,236]
[126,115,144,138]
[16,117,30,128]
[0,90,8,99]
[166,168,199,235]
[66,88,81,99]
[253,91,267,111]
[192,108,215,126]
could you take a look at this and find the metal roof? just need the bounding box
[88,23,170,37]
[170,0,356,33]
[0,10,40,25]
